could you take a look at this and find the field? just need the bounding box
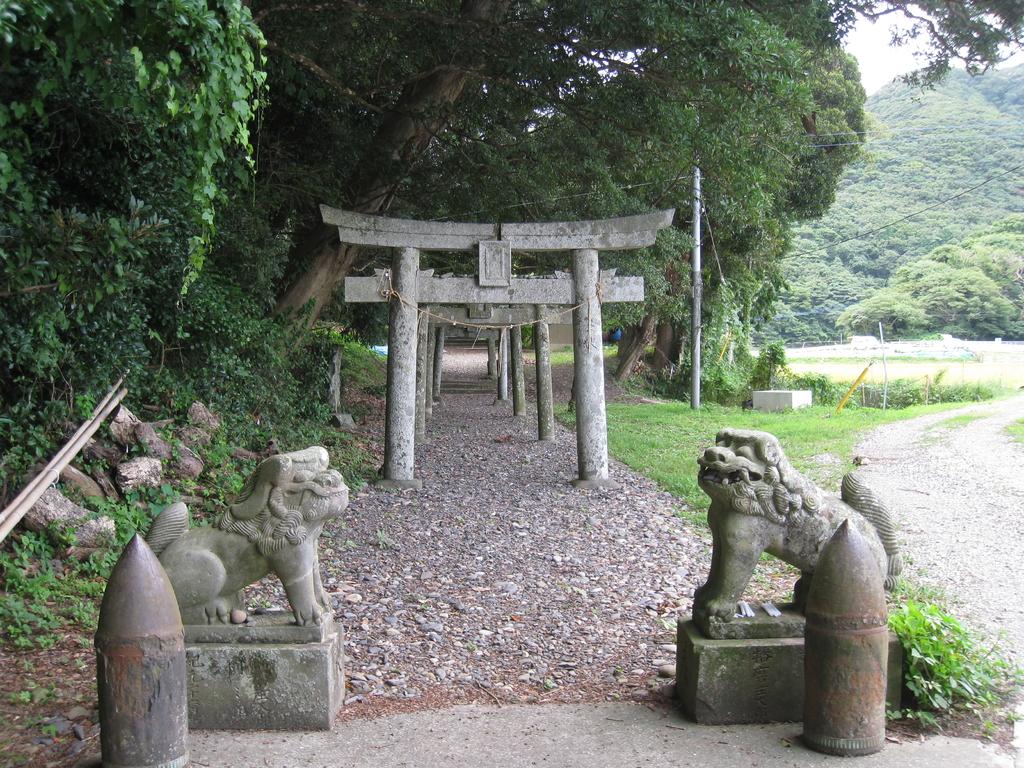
[785,343,1024,389]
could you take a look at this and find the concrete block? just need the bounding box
[752,390,813,412]
[185,612,344,731]
[675,620,902,725]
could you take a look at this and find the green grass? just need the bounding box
[580,400,970,511]
[926,411,992,431]
[1008,418,1024,445]
[544,345,616,367]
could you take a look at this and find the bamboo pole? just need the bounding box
[0,378,127,543]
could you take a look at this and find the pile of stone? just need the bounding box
[20,401,223,558]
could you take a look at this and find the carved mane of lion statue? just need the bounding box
[146,446,348,626]
[693,428,901,629]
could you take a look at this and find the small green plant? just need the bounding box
[375,529,395,551]
[889,600,1016,719]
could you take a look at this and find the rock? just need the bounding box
[345,593,363,604]
[179,425,212,448]
[109,405,141,447]
[91,470,121,500]
[82,439,122,465]
[188,402,221,431]
[657,663,676,678]
[59,465,103,498]
[171,444,204,480]
[66,706,91,721]
[116,457,163,491]
[22,488,116,548]
[331,413,358,430]
[134,422,172,459]
[230,609,248,624]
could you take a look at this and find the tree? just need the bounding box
[836,287,928,337]
[0,1,264,434]
[837,217,1024,339]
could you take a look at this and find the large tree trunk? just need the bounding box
[613,315,656,383]
[274,0,511,322]
[652,321,674,373]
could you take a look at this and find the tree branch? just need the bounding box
[264,41,384,113]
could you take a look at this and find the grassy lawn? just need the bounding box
[596,400,969,512]
[544,345,615,367]
[1008,418,1024,445]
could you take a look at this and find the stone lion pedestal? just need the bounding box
[184,611,344,731]
[676,608,902,725]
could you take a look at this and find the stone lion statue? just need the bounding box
[146,446,348,626]
[693,428,901,631]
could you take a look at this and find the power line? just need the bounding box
[786,162,1024,259]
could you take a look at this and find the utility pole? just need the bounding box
[691,163,702,409]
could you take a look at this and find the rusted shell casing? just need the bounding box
[803,520,888,757]
[95,534,189,768]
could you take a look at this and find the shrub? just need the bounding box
[860,378,1000,409]
[701,360,753,406]
[750,342,787,391]
[889,600,1016,724]
[781,371,845,406]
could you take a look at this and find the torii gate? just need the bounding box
[330,206,674,490]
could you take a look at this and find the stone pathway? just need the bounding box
[855,395,1024,660]
[252,346,708,713]
[192,702,1013,768]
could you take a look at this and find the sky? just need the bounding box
[844,14,1024,95]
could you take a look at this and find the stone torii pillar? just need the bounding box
[432,325,446,403]
[486,338,497,379]
[424,320,435,420]
[534,306,554,441]
[570,248,613,488]
[336,206,674,488]
[415,314,428,442]
[497,328,510,402]
[381,246,421,489]
[510,326,526,416]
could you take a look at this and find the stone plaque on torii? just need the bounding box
[329,205,674,490]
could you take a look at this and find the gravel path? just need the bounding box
[855,394,1024,659]
[254,347,710,715]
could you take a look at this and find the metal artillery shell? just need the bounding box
[95,534,189,768]
[803,520,888,757]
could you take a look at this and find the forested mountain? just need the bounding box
[764,66,1024,342]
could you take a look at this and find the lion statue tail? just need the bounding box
[840,471,903,590]
[145,501,189,556]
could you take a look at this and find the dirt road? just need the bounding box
[855,395,1024,659]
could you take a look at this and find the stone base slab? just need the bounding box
[375,478,423,491]
[676,620,902,725]
[186,613,344,731]
[571,477,621,490]
[695,604,805,639]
